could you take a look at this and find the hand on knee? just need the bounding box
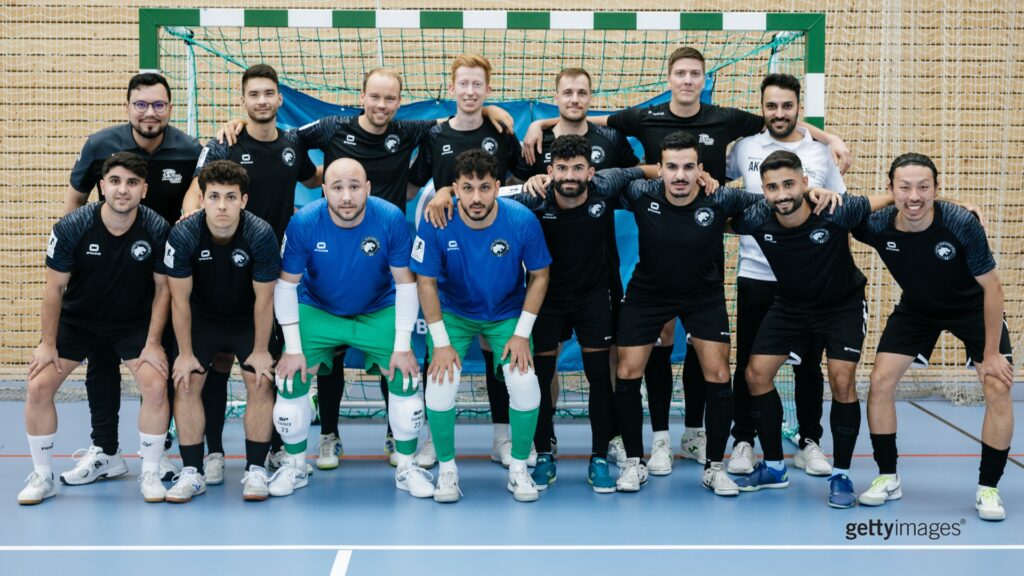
[502,364,540,412]
[425,369,459,412]
[389,392,425,442]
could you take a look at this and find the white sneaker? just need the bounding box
[491,437,512,467]
[18,471,56,505]
[414,438,438,469]
[165,466,206,503]
[266,448,286,472]
[727,441,755,474]
[433,468,462,503]
[396,461,435,498]
[607,436,627,466]
[679,428,707,465]
[648,437,674,476]
[976,486,1006,521]
[702,462,739,496]
[794,439,833,476]
[616,457,649,492]
[508,464,539,502]
[384,434,399,467]
[526,444,538,468]
[159,452,179,482]
[138,470,166,503]
[858,474,902,506]
[241,466,270,501]
[204,453,225,485]
[59,446,129,486]
[268,461,309,497]
[317,433,342,470]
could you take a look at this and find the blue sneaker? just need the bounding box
[531,453,556,491]
[735,461,790,491]
[828,473,857,509]
[588,456,616,494]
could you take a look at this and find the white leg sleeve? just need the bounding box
[273,394,311,447]
[503,364,541,412]
[425,367,460,412]
[388,392,425,442]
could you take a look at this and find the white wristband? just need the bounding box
[281,323,302,354]
[394,283,419,352]
[394,330,412,352]
[428,321,450,348]
[514,311,537,339]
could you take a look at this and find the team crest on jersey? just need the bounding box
[590,145,606,164]
[385,134,401,153]
[489,239,510,257]
[809,228,830,244]
[162,169,182,184]
[481,137,499,155]
[934,241,956,260]
[130,240,151,261]
[361,236,381,256]
[698,134,715,146]
[281,147,296,167]
[589,202,606,218]
[231,249,250,267]
[694,207,715,227]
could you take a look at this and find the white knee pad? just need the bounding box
[389,392,425,442]
[425,367,460,412]
[502,364,540,412]
[273,394,311,447]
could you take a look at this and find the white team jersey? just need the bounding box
[726,127,847,281]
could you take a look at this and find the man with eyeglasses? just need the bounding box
[60,73,202,488]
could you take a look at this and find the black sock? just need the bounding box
[614,377,644,458]
[682,344,707,428]
[644,346,673,432]
[164,376,175,450]
[829,399,861,471]
[179,442,205,474]
[270,427,283,452]
[380,375,392,436]
[202,369,229,455]
[751,388,784,462]
[979,442,1010,488]
[317,362,345,436]
[482,350,510,424]
[532,355,558,454]
[870,433,898,475]
[583,350,614,457]
[245,439,272,471]
[704,380,733,464]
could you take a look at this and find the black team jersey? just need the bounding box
[193,130,316,243]
[511,122,639,179]
[296,114,434,209]
[853,201,995,316]
[409,121,522,189]
[508,167,644,302]
[731,195,871,308]
[607,102,763,181]
[46,203,170,325]
[70,124,202,224]
[619,182,761,301]
[164,210,281,322]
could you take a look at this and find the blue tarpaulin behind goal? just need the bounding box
[274,79,716,373]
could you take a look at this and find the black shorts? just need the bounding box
[56,319,149,363]
[877,303,1013,366]
[533,288,618,352]
[192,316,282,374]
[752,295,867,363]
[617,292,730,347]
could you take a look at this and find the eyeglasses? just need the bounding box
[130,100,169,113]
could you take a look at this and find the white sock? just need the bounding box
[439,459,457,474]
[684,426,704,436]
[139,432,165,474]
[395,452,413,467]
[27,433,56,476]
[831,467,849,477]
[493,423,510,441]
[653,430,671,443]
[288,453,307,469]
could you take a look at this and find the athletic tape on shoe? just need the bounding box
[389,392,425,442]
[502,364,540,412]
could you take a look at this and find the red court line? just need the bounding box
[1,453,1021,460]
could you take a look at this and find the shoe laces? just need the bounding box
[319,435,339,458]
[438,469,463,496]
[803,439,827,460]
[869,475,894,490]
[137,470,160,486]
[510,466,534,489]
[242,467,269,487]
[25,471,52,487]
[978,487,1002,505]
[397,462,434,484]
[70,446,104,469]
[652,437,670,453]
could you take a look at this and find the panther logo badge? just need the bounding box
[231,249,250,267]
[361,236,381,256]
[130,240,151,261]
[281,147,296,167]
[694,207,715,227]
[490,239,510,257]
[809,228,830,244]
[935,241,956,260]
[385,134,401,153]
[481,137,499,155]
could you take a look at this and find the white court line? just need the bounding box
[329,550,352,575]
[0,545,1022,551]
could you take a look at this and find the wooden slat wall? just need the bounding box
[2,0,1022,382]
